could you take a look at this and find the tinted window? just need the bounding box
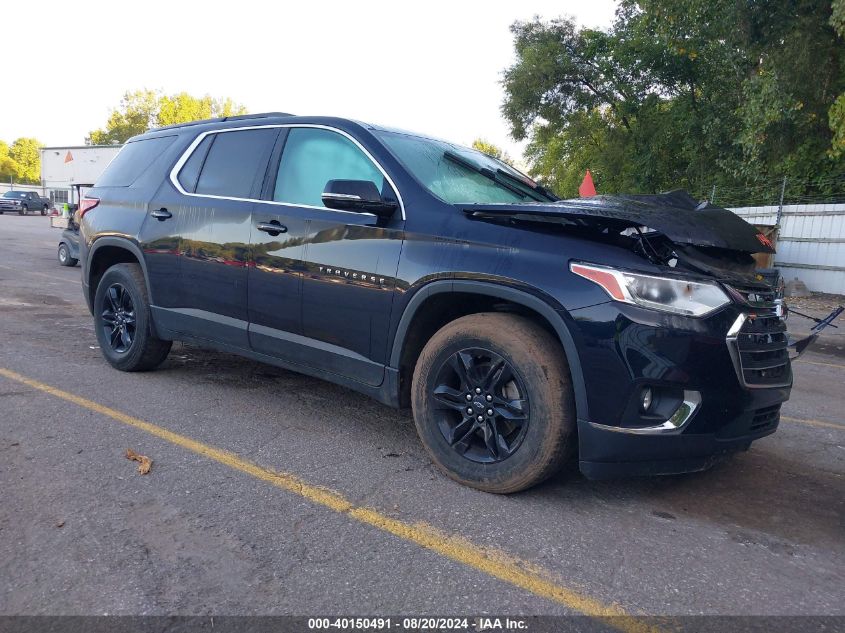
[274,128,385,207]
[96,136,176,187]
[195,129,277,198]
[177,135,214,193]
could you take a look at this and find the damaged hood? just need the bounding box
[462,190,774,254]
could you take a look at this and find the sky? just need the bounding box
[2,0,617,162]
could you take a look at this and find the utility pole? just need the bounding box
[776,176,787,226]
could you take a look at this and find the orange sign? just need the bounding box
[64,151,73,163]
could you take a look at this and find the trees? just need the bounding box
[88,89,248,145]
[0,138,43,184]
[471,139,513,165]
[503,1,845,201]
[830,0,845,157]
[8,138,42,183]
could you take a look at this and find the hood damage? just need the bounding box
[463,190,776,286]
[464,189,845,357]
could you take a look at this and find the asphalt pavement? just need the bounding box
[0,214,843,623]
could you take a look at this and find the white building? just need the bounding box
[39,145,122,206]
[0,144,122,207]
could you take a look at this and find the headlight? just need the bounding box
[570,262,730,317]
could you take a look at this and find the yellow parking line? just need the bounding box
[794,358,845,370]
[781,415,844,431]
[0,367,657,633]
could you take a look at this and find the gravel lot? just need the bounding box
[0,214,843,623]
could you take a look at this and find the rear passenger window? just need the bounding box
[96,136,176,187]
[177,135,214,193]
[195,129,278,198]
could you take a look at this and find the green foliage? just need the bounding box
[9,138,42,183]
[830,94,845,158]
[0,141,15,181]
[0,138,43,184]
[471,139,513,165]
[503,1,845,202]
[830,0,845,158]
[833,0,845,35]
[89,89,248,144]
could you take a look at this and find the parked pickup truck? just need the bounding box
[0,191,50,215]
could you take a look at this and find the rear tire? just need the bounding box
[411,313,576,493]
[57,243,77,267]
[93,263,171,372]
[41,204,48,215]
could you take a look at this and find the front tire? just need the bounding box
[19,205,27,216]
[411,313,576,493]
[93,263,171,371]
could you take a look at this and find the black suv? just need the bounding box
[80,113,794,493]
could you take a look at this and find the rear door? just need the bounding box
[146,127,279,348]
[247,129,310,347]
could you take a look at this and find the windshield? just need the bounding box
[2,192,27,198]
[376,130,547,205]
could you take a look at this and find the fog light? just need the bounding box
[640,387,653,412]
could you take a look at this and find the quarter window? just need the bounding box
[97,136,176,188]
[177,135,214,193]
[194,128,278,198]
[273,128,386,208]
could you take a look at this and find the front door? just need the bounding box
[249,126,404,386]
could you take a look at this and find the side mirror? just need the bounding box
[321,180,398,219]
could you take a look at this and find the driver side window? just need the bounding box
[273,128,386,208]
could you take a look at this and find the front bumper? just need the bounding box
[578,394,784,479]
[564,301,791,479]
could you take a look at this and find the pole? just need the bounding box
[776,176,787,226]
[710,184,716,204]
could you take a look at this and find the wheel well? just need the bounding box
[88,245,141,307]
[396,292,561,408]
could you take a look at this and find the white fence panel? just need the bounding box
[731,203,845,294]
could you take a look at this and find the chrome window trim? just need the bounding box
[588,390,702,435]
[168,123,406,221]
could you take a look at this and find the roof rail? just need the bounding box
[154,112,295,132]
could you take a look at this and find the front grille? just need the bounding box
[750,404,781,433]
[727,313,791,388]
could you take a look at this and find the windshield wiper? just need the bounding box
[494,168,558,202]
[443,151,544,202]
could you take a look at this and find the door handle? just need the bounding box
[257,221,287,235]
[151,208,172,221]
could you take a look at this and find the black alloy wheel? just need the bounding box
[93,263,171,372]
[411,312,576,493]
[430,347,530,464]
[100,283,137,354]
